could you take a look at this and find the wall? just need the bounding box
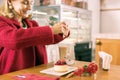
[87,0,100,48]
[101,11,120,33]
[101,0,120,9]
[100,0,120,33]
[87,0,100,42]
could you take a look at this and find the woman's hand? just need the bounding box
[51,22,70,37]
[61,22,70,37]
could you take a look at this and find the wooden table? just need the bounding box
[0,61,120,80]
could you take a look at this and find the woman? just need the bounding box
[0,0,70,74]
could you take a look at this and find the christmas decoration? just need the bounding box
[73,62,98,77]
[66,62,98,78]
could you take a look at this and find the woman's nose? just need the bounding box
[26,4,33,10]
[27,5,32,10]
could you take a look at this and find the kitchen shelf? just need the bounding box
[32,4,92,42]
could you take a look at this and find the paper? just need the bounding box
[98,51,112,70]
[13,73,59,80]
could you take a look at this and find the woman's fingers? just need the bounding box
[52,22,70,36]
[62,24,70,37]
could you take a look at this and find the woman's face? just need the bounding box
[11,0,34,18]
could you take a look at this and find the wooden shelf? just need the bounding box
[101,8,120,11]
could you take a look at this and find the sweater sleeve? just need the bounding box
[30,20,65,44]
[0,20,54,49]
[31,20,65,44]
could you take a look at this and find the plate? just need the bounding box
[40,66,77,76]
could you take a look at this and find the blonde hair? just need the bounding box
[0,0,13,18]
[0,0,32,19]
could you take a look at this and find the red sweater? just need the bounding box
[0,16,64,74]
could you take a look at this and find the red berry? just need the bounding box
[55,60,61,65]
[87,62,98,74]
[55,59,66,65]
[74,67,84,76]
[61,59,66,64]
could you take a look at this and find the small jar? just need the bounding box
[65,52,75,65]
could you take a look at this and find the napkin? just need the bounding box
[13,73,60,80]
[98,51,112,70]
